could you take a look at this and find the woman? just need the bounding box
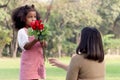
[49,27,105,80]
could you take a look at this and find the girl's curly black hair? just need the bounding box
[11,4,41,30]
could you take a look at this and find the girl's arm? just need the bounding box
[24,39,38,50]
[48,58,68,71]
[40,41,47,48]
[18,28,39,50]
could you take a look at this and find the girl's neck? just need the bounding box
[24,27,28,29]
[25,26,30,29]
[24,27,27,29]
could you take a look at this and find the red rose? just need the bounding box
[35,20,39,28]
[30,20,44,30]
[38,24,44,30]
[30,21,37,30]
[39,20,42,23]
[28,20,48,41]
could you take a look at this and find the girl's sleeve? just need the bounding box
[17,29,29,50]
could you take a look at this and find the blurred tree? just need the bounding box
[0,0,10,8]
[0,0,12,57]
[98,0,120,34]
[1,0,120,57]
[113,16,120,38]
[48,0,102,56]
[103,34,120,54]
[0,27,11,57]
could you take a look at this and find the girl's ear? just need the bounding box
[31,4,35,8]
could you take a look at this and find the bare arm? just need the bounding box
[48,58,69,71]
[24,39,38,50]
[49,55,80,80]
[40,40,47,48]
[24,38,48,50]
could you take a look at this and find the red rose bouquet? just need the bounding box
[28,20,48,41]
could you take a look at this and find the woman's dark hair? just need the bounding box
[76,27,104,62]
[11,4,41,30]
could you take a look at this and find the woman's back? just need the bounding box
[66,54,105,80]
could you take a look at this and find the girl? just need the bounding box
[12,5,46,80]
[49,27,105,80]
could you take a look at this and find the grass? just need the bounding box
[105,55,120,80]
[0,55,120,80]
[0,58,19,80]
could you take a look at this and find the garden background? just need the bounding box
[0,0,120,80]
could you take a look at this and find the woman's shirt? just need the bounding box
[66,54,105,80]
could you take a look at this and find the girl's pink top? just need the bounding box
[20,36,46,80]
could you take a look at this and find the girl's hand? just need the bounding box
[40,41,47,48]
[24,39,39,50]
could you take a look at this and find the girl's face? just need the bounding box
[25,11,37,28]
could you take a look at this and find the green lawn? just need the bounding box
[0,55,120,80]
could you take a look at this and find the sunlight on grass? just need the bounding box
[105,55,120,80]
[0,58,20,80]
[0,55,120,80]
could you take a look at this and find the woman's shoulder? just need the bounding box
[71,54,85,62]
[72,54,84,58]
[70,54,85,68]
